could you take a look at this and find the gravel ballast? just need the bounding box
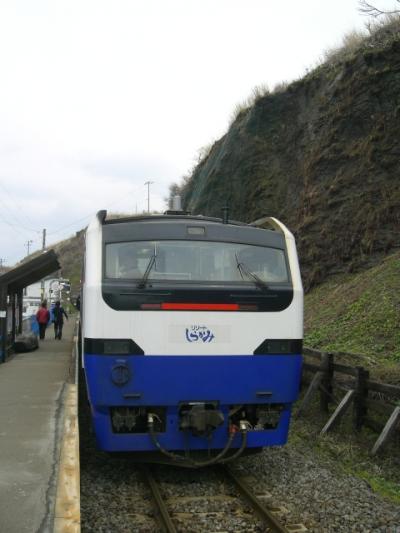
[81,430,400,532]
[234,445,400,532]
[79,375,400,532]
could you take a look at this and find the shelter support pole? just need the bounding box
[11,292,16,345]
[0,285,7,363]
[17,289,23,334]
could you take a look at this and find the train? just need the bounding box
[80,206,303,466]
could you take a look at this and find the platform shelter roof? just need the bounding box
[0,250,60,294]
[0,250,60,363]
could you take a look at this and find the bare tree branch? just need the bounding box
[359,0,400,17]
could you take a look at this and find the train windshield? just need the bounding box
[105,240,289,284]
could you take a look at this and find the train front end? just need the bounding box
[81,211,303,463]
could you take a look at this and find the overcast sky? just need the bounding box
[0,0,396,265]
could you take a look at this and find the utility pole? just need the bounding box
[0,258,4,273]
[144,180,154,213]
[25,240,33,257]
[42,229,46,250]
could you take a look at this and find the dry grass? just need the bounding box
[322,29,367,66]
[229,83,270,125]
[322,14,400,68]
[195,141,215,164]
[365,12,400,40]
[272,80,289,94]
[228,15,400,131]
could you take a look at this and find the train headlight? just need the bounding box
[104,340,131,354]
[253,339,302,355]
[111,364,131,386]
[84,338,144,355]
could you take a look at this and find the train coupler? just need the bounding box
[178,402,224,438]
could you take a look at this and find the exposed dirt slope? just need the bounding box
[180,23,400,290]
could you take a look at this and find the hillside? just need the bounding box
[34,21,400,378]
[51,230,85,295]
[179,20,400,291]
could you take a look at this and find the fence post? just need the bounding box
[320,390,355,435]
[353,366,369,431]
[371,406,400,456]
[295,372,323,418]
[320,352,334,413]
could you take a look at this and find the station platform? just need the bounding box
[0,318,76,533]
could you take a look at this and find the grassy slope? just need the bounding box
[304,250,400,381]
[301,251,400,502]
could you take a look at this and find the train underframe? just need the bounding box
[83,353,302,458]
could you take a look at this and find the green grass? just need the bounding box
[356,472,400,504]
[305,251,400,375]
[300,252,400,503]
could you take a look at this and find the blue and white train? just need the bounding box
[80,208,303,465]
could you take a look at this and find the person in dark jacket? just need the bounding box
[53,301,68,340]
[36,302,50,340]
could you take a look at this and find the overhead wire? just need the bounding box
[1,181,150,266]
[0,180,39,232]
[0,184,41,262]
[0,213,30,238]
[0,196,39,234]
[0,194,41,262]
[0,216,40,267]
[47,182,147,237]
[46,213,95,237]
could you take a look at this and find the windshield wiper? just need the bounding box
[235,253,268,290]
[137,248,157,289]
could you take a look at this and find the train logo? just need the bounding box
[185,325,215,343]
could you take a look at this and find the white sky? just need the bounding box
[0,0,397,265]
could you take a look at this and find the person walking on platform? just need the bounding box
[53,301,68,340]
[36,302,50,340]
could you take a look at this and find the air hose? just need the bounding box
[147,414,248,468]
[220,423,248,463]
[147,414,190,464]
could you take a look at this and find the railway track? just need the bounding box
[80,376,307,532]
[140,463,307,533]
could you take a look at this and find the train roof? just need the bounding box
[99,211,249,227]
[97,210,285,231]
[94,211,292,249]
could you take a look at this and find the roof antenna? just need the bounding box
[164,195,190,216]
[222,206,229,224]
[172,195,182,211]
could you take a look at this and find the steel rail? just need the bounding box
[221,465,289,533]
[141,465,178,533]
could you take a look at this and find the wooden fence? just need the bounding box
[297,348,400,455]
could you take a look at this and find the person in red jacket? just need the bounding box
[36,302,50,340]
